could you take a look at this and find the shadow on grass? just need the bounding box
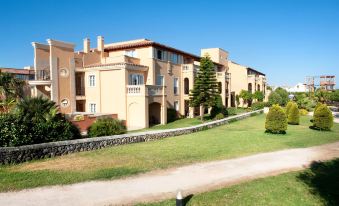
[182,194,194,206]
[298,159,339,206]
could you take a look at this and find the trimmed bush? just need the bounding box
[265,104,287,134]
[215,113,224,120]
[167,108,178,123]
[299,109,308,116]
[88,118,126,137]
[227,107,237,115]
[285,101,294,117]
[288,103,300,125]
[211,95,224,118]
[311,104,333,131]
[251,102,266,110]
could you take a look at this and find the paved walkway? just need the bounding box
[1,142,339,206]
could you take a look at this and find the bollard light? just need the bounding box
[176,190,183,206]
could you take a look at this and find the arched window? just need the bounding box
[184,78,189,94]
[248,83,252,93]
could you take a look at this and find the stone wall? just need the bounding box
[0,109,263,165]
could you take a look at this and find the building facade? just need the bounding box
[29,36,267,130]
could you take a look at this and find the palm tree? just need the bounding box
[15,96,59,122]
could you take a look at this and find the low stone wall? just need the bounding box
[0,109,263,165]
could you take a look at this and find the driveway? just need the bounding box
[1,142,339,206]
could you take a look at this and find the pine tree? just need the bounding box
[189,55,219,120]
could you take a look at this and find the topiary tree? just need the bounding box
[288,103,300,125]
[285,101,294,117]
[88,118,126,137]
[265,104,287,134]
[311,104,333,131]
[268,91,283,106]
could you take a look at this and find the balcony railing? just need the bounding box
[216,72,231,81]
[35,69,50,81]
[126,85,165,96]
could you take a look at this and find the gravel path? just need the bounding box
[1,142,339,206]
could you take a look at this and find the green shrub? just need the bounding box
[285,101,294,117]
[288,103,300,125]
[268,92,283,106]
[0,97,81,147]
[167,108,178,123]
[211,95,224,118]
[265,104,287,134]
[251,102,266,110]
[215,113,224,120]
[311,104,333,131]
[299,109,308,116]
[88,118,126,137]
[227,107,237,115]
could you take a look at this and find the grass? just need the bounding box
[130,107,250,132]
[0,114,338,192]
[140,159,339,206]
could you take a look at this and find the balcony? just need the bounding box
[28,69,51,86]
[182,64,199,73]
[35,69,50,80]
[126,85,165,96]
[216,72,231,81]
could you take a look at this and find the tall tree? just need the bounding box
[0,72,25,113]
[189,55,219,120]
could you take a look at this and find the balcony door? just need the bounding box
[129,74,144,85]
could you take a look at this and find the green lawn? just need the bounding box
[141,159,339,206]
[130,107,250,132]
[0,114,339,192]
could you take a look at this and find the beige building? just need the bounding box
[29,36,267,130]
[228,61,267,107]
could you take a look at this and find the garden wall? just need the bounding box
[0,109,263,165]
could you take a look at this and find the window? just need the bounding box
[89,75,96,87]
[171,53,179,64]
[156,49,166,60]
[156,75,164,86]
[174,77,179,95]
[184,78,189,94]
[89,103,96,113]
[174,101,179,111]
[128,74,144,85]
[125,50,137,58]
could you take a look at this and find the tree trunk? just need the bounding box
[200,105,204,121]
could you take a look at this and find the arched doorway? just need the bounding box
[184,78,189,94]
[257,84,260,91]
[248,83,252,93]
[149,102,161,126]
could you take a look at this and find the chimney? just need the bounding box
[84,38,90,53]
[97,36,104,52]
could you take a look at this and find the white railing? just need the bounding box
[126,85,165,96]
[126,85,145,95]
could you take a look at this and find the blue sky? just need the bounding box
[0,0,338,87]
